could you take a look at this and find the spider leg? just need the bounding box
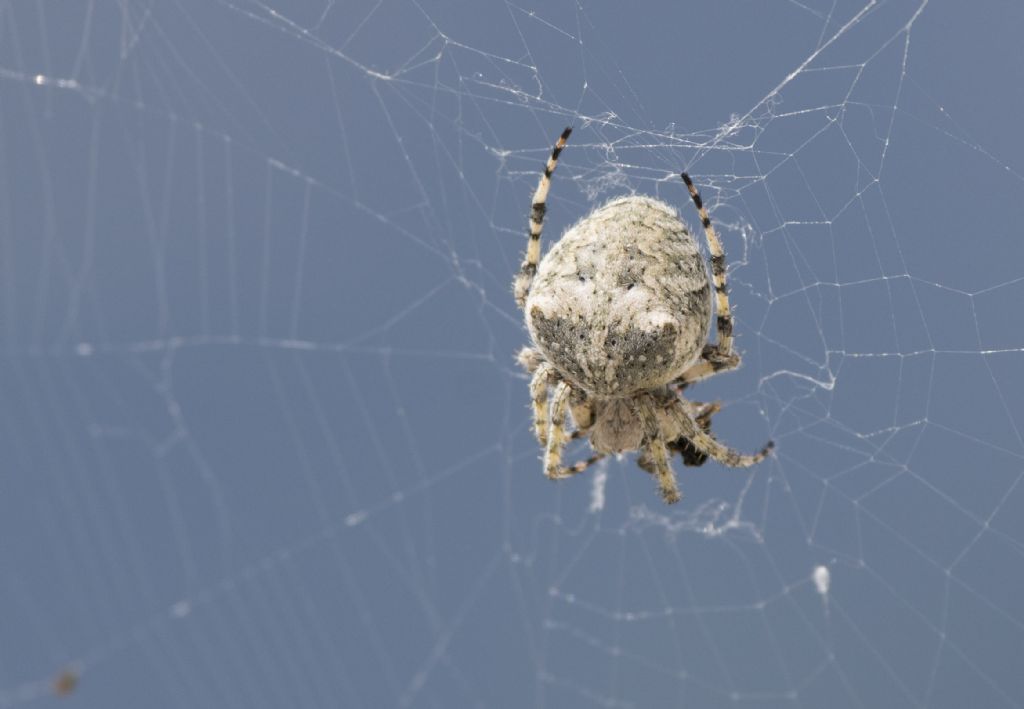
[544,381,574,479]
[550,452,607,480]
[637,397,681,504]
[681,173,735,358]
[693,400,722,421]
[525,351,598,478]
[546,400,605,479]
[668,400,721,467]
[516,345,544,374]
[528,362,555,446]
[673,347,740,388]
[665,398,773,468]
[514,127,572,309]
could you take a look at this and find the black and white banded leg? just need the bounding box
[514,127,572,309]
[674,173,742,387]
[665,398,774,469]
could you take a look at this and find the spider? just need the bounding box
[514,127,772,503]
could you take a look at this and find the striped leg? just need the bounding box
[514,127,572,308]
[550,452,607,480]
[666,398,773,468]
[682,173,734,357]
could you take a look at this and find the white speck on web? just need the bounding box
[813,565,830,596]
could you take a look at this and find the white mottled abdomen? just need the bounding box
[526,195,711,397]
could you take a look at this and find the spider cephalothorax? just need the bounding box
[514,127,772,503]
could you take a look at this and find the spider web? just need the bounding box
[2,0,1023,707]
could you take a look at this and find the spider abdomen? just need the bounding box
[525,195,711,396]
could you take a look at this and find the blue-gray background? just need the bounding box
[2,1,1023,707]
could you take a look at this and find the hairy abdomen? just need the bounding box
[526,195,711,396]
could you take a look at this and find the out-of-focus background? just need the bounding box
[2,1,1024,707]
